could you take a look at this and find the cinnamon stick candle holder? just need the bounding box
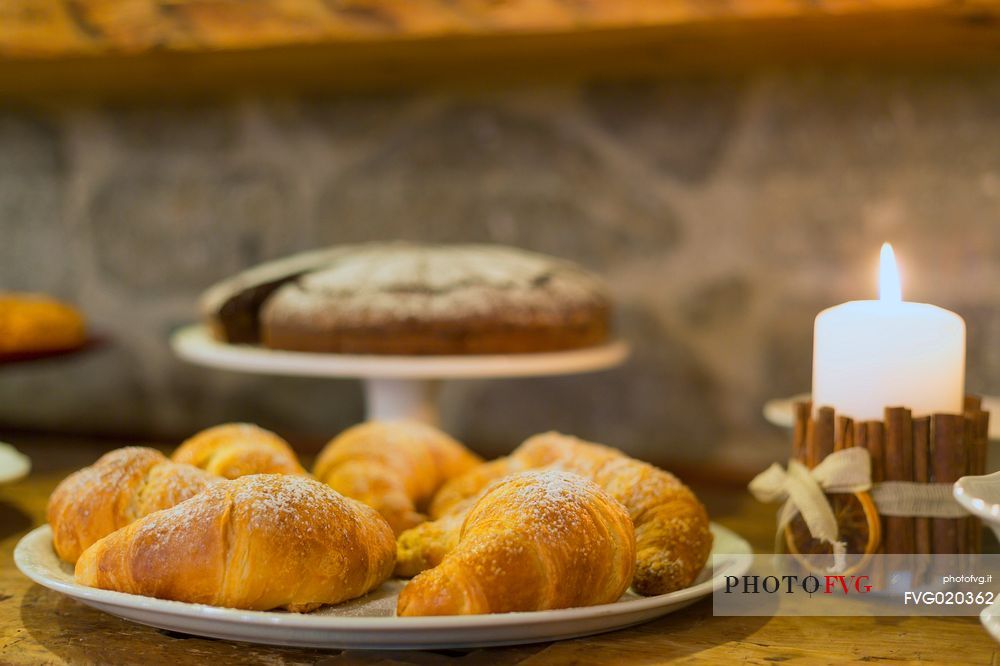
[791,396,990,556]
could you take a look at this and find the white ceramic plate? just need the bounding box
[954,471,1000,542]
[764,393,1000,441]
[15,523,750,650]
[982,597,1000,645]
[0,442,30,483]
[171,324,629,380]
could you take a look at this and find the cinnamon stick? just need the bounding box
[975,409,990,475]
[884,407,914,554]
[863,421,886,557]
[861,420,886,583]
[932,413,966,554]
[866,421,886,488]
[811,406,835,468]
[853,421,868,455]
[835,415,854,451]
[963,412,984,554]
[792,401,812,464]
[972,408,990,553]
[913,416,931,555]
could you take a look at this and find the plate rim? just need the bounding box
[954,471,1000,522]
[15,522,751,630]
[982,597,1000,644]
[170,324,630,380]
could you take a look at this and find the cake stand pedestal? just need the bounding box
[171,325,629,425]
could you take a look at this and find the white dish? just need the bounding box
[764,393,1000,441]
[954,471,1000,542]
[15,523,749,650]
[0,442,30,483]
[982,597,1000,645]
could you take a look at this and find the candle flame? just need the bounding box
[879,242,902,302]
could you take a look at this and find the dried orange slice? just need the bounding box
[784,491,880,576]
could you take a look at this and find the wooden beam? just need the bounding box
[5,1,1000,59]
[2,1,1000,100]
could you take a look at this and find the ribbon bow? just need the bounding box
[749,447,872,568]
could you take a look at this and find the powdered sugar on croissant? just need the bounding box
[47,446,221,563]
[75,474,395,612]
[397,470,635,616]
[401,432,712,596]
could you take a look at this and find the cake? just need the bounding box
[201,243,612,355]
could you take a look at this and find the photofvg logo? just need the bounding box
[712,554,1000,616]
[724,574,872,596]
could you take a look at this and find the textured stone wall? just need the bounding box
[2,69,999,469]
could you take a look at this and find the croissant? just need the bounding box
[400,432,712,596]
[313,421,481,534]
[395,511,465,578]
[396,470,635,616]
[172,423,305,479]
[425,457,514,521]
[47,447,221,563]
[76,475,395,612]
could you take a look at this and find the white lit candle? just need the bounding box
[811,243,966,421]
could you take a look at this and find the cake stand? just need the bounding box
[171,325,629,425]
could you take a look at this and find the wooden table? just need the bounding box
[0,440,995,665]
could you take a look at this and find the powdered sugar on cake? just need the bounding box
[262,244,608,326]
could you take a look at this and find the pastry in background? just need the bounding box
[425,457,519,522]
[314,421,481,534]
[75,475,396,612]
[172,423,306,479]
[396,470,635,616]
[202,243,612,355]
[427,431,599,518]
[0,292,86,354]
[47,447,221,563]
[398,432,713,596]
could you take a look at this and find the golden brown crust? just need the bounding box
[401,432,713,596]
[75,475,396,612]
[427,457,515,520]
[583,452,711,595]
[396,470,635,616]
[0,293,86,354]
[395,512,465,578]
[314,421,481,535]
[47,447,221,563]
[172,423,305,479]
